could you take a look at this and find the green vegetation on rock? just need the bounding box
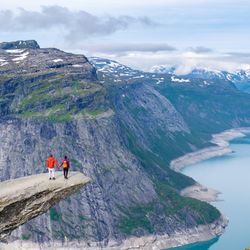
[0,70,110,121]
[155,181,221,224]
[118,205,154,235]
[118,179,220,236]
[21,234,31,241]
[50,207,61,221]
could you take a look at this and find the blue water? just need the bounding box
[168,136,250,250]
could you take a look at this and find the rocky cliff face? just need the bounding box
[0,172,90,240]
[0,40,40,50]
[1,41,249,248]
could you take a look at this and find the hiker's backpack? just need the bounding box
[63,160,69,169]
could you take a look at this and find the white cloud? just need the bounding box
[94,50,250,74]
[0,6,156,41]
[80,43,176,54]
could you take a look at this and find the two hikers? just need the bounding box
[46,155,70,180]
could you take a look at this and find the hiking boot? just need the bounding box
[53,177,56,180]
[49,178,51,180]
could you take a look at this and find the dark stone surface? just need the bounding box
[0,40,40,50]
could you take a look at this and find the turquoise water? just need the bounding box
[168,136,250,250]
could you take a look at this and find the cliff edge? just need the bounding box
[0,172,90,240]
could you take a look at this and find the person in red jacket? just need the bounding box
[46,154,59,180]
[60,155,70,179]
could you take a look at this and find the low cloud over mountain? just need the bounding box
[0,6,156,40]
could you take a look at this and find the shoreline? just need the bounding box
[0,216,228,250]
[171,127,250,203]
[170,127,250,173]
[124,127,250,249]
[180,183,222,202]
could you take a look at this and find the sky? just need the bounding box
[0,0,250,73]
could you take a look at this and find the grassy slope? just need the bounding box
[0,72,109,121]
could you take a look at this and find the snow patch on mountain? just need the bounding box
[171,76,190,83]
[0,62,8,67]
[72,64,84,68]
[53,59,63,63]
[6,49,25,54]
[12,52,29,61]
[133,75,145,78]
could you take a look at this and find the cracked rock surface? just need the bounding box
[0,172,90,240]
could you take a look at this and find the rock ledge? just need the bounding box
[0,172,90,240]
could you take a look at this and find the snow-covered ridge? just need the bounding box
[90,57,215,87]
[6,49,25,54]
[151,65,250,82]
[171,76,190,83]
[90,57,141,78]
[90,57,250,91]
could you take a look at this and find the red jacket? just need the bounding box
[47,156,59,169]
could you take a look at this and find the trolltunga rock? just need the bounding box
[0,172,90,240]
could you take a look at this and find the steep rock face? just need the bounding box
[0,40,40,50]
[0,172,90,240]
[0,117,163,246]
[154,79,250,135]
[109,82,202,190]
[1,112,221,248]
[0,44,103,120]
[0,42,237,248]
[92,57,250,136]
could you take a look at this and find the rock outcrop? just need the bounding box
[0,40,40,50]
[0,172,90,240]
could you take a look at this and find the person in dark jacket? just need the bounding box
[60,155,70,179]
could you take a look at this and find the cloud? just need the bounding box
[0,6,156,41]
[82,43,176,54]
[100,50,250,74]
[227,52,250,58]
[187,46,213,53]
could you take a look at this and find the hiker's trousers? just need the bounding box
[48,168,55,178]
[63,168,69,178]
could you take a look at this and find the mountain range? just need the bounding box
[150,65,250,93]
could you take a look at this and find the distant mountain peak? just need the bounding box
[150,65,176,74]
[0,40,40,50]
